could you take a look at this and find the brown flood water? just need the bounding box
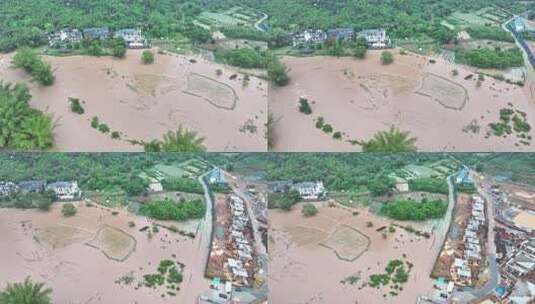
[269,203,442,304]
[0,203,211,303]
[0,50,267,152]
[270,50,535,152]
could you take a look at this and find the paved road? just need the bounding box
[502,13,535,82]
[254,12,269,32]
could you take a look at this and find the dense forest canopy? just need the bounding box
[1,0,532,52]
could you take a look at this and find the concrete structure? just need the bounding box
[515,16,526,33]
[327,28,355,41]
[0,182,18,198]
[357,28,390,48]
[292,29,327,47]
[291,181,325,200]
[114,28,146,49]
[83,27,110,40]
[48,28,82,47]
[46,181,81,201]
[18,180,46,193]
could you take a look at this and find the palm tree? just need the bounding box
[0,277,52,304]
[11,111,55,150]
[360,126,417,152]
[160,125,206,152]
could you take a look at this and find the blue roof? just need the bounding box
[495,286,506,296]
[209,168,225,184]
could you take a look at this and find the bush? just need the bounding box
[98,123,110,133]
[139,199,205,221]
[111,131,120,139]
[408,178,448,194]
[333,131,342,139]
[381,199,447,221]
[381,51,394,65]
[91,116,99,128]
[12,48,55,86]
[142,50,155,64]
[161,177,203,193]
[61,203,77,217]
[322,124,333,133]
[268,59,290,87]
[69,97,84,114]
[298,98,312,114]
[315,116,325,129]
[302,203,318,217]
[112,39,127,58]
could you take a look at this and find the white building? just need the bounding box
[357,29,390,48]
[47,181,81,201]
[291,181,325,200]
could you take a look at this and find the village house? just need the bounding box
[292,29,327,48]
[357,28,390,48]
[451,258,472,286]
[291,181,325,200]
[46,181,81,201]
[327,28,355,41]
[83,27,110,40]
[18,180,46,193]
[209,168,226,185]
[48,28,83,47]
[114,28,146,49]
[455,165,474,187]
[508,280,535,304]
[515,16,526,33]
[0,182,18,198]
[268,181,292,194]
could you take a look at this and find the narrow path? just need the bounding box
[254,12,269,32]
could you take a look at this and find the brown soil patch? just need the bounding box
[417,73,468,110]
[320,225,370,261]
[86,225,136,262]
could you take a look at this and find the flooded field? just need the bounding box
[0,50,268,152]
[269,202,441,303]
[0,202,211,303]
[269,50,535,152]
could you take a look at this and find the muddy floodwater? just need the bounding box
[0,203,211,303]
[0,50,268,152]
[270,50,535,152]
[269,202,442,304]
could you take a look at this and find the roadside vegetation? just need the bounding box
[381,198,448,221]
[408,178,449,194]
[139,198,205,221]
[161,177,204,194]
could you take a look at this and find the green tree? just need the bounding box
[268,59,290,87]
[11,112,55,150]
[302,203,318,217]
[0,277,52,304]
[142,50,155,64]
[112,39,127,58]
[61,203,77,217]
[360,126,417,152]
[160,126,206,152]
[12,48,54,86]
[381,51,394,65]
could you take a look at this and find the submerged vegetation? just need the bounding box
[144,126,206,152]
[12,48,55,86]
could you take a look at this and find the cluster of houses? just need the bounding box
[0,180,81,201]
[503,239,535,279]
[48,27,147,49]
[226,194,255,286]
[451,195,487,286]
[292,27,390,49]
